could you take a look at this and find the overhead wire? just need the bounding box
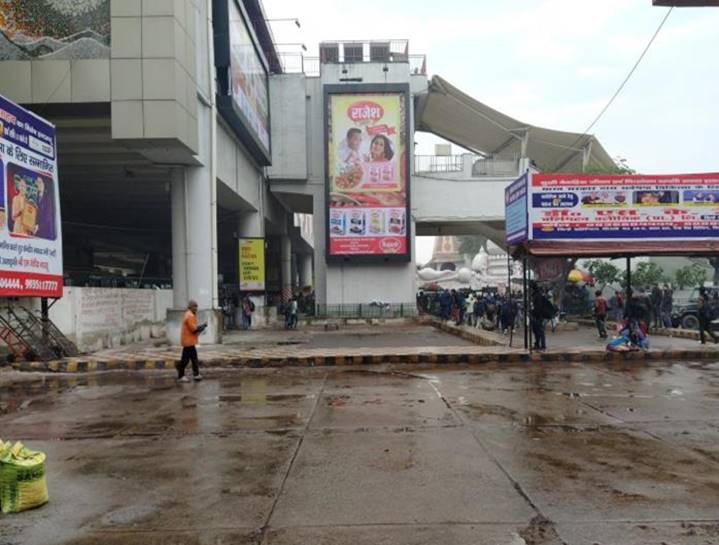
[552,6,674,170]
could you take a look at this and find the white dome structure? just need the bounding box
[456,267,473,284]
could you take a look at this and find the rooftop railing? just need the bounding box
[275,40,426,76]
[414,153,520,177]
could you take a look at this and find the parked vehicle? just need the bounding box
[671,287,719,330]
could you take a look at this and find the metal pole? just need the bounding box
[523,256,529,350]
[626,256,631,293]
[40,297,49,343]
[508,254,513,348]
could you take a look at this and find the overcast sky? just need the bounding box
[264,0,719,265]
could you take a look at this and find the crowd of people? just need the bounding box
[417,289,525,335]
[419,281,719,353]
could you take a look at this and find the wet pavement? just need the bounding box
[2,360,719,544]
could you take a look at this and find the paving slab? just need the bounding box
[270,428,536,527]
[476,424,719,523]
[556,521,719,545]
[310,390,459,430]
[1,433,297,545]
[263,524,528,545]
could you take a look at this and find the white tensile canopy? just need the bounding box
[415,76,616,173]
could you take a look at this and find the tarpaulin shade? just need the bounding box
[415,76,616,172]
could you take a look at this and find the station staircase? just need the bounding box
[0,306,79,362]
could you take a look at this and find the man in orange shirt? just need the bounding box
[177,300,207,383]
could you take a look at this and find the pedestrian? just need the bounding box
[465,291,476,325]
[222,292,236,330]
[593,290,608,339]
[500,297,517,335]
[242,296,255,330]
[531,286,554,351]
[650,285,663,329]
[613,290,624,323]
[661,284,673,329]
[456,291,466,326]
[697,287,718,344]
[473,295,484,329]
[290,296,299,329]
[450,290,460,324]
[439,289,451,321]
[176,300,207,383]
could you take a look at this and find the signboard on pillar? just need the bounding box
[239,238,265,291]
[324,84,411,263]
[0,94,63,298]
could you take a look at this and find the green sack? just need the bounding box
[0,439,49,514]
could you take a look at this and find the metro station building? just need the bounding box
[0,0,614,345]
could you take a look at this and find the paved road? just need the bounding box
[2,361,719,544]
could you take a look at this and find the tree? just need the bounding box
[584,156,637,175]
[629,262,667,289]
[689,257,719,286]
[585,259,621,290]
[675,264,707,290]
[457,235,487,258]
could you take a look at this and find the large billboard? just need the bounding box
[505,173,529,245]
[527,172,719,241]
[0,94,63,297]
[214,0,271,165]
[324,84,411,263]
[239,238,265,291]
[0,1,110,60]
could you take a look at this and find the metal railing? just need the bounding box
[63,274,172,290]
[409,55,427,75]
[319,39,413,64]
[314,303,418,319]
[276,46,423,77]
[414,154,464,173]
[276,53,321,76]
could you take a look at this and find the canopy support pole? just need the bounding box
[523,256,529,351]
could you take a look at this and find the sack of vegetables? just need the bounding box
[0,439,49,514]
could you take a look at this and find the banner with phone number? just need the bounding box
[530,172,719,240]
[0,94,62,297]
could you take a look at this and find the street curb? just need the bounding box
[9,345,719,374]
[576,318,701,341]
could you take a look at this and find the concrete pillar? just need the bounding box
[238,211,263,238]
[167,102,222,344]
[291,253,298,290]
[170,172,189,309]
[299,253,313,288]
[281,235,292,302]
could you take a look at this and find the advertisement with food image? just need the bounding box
[325,85,410,261]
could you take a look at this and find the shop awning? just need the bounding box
[415,76,616,172]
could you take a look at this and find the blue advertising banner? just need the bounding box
[505,173,529,245]
[0,94,63,297]
[529,172,719,241]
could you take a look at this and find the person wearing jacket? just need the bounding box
[176,300,207,382]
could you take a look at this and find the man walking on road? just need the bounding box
[531,285,554,351]
[177,300,207,383]
[697,287,718,345]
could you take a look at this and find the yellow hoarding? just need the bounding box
[239,238,265,291]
